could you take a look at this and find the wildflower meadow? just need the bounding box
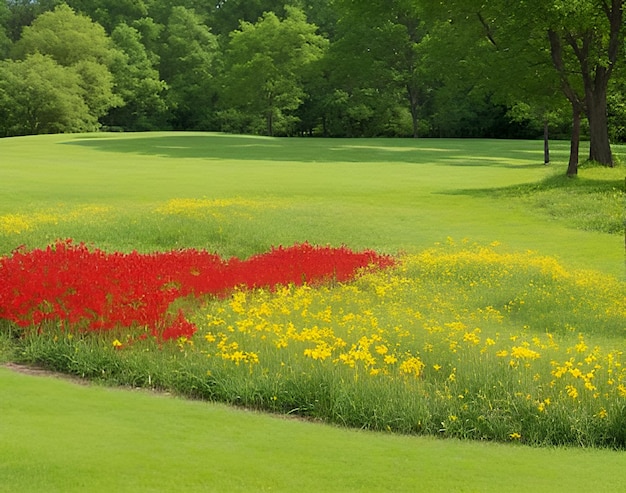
[1,134,625,464]
[4,237,625,448]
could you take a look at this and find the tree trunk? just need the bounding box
[567,106,581,176]
[587,87,613,165]
[547,0,623,171]
[267,110,273,136]
[543,118,550,164]
[547,29,583,174]
[407,85,419,138]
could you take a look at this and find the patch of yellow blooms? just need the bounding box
[192,244,626,427]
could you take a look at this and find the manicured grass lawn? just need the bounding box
[1,133,623,275]
[0,132,624,491]
[2,366,626,493]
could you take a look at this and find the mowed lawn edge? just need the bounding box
[2,366,626,493]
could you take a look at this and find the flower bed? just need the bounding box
[0,240,394,340]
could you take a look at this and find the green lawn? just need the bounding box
[2,367,626,493]
[1,132,623,274]
[1,132,625,492]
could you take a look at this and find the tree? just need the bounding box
[64,0,149,33]
[428,0,624,174]
[13,4,116,66]
[209,0,292,36]
[2,0,59,43]
[12,4,122,123]
[0,5,11,58]
[545,0,624,170]
[607,64,626,143]
[221,7,328,136]
[106,23,167,130]
[334,0,431,138]
[159,6,220,129]
[0,54,95,136]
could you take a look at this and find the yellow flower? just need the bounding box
[399,356,425,378]
[462,329,481,345]
[509,432,521,440]
[569,368,583,379]
[574,335,588,353]
[510,345,540,360]
[112,339,123,348]
[565,385,579,399]
[584,381,597,392]
[384,354,398,365]
[375,344,388,355]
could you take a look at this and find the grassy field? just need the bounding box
[1,132,625,491]
[0,132,623,274]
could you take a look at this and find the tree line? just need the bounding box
[0,0,624,173]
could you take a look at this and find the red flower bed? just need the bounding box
[0,240,394,340]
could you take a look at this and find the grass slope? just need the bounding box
[2,367,626,493]
[0,133,625,491]
[0,133,623,275]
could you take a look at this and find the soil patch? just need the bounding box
[2,362,92,385]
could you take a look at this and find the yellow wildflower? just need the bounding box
[565,385,579,399]
[399,356,425,378]
[384,354,398,365]
[510,345,540,360]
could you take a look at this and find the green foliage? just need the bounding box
[0,54,97,136]
[221,7,328,136]
[0,9,10,58]
[5,4,123,133]
[107,23,167,130]
[13,4,117,67]
[64,0,150,32]
[0,0,623,148]
[160,6,220,130]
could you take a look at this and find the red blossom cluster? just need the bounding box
[0,240,394,340]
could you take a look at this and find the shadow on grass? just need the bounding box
[443,169,626,236]
[444,169,625,198]
[63,134,545,168]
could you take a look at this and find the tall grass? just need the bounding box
[11,240,625,448]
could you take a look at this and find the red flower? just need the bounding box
[0,240,394,341]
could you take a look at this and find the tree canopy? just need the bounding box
[0,0,624,171]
